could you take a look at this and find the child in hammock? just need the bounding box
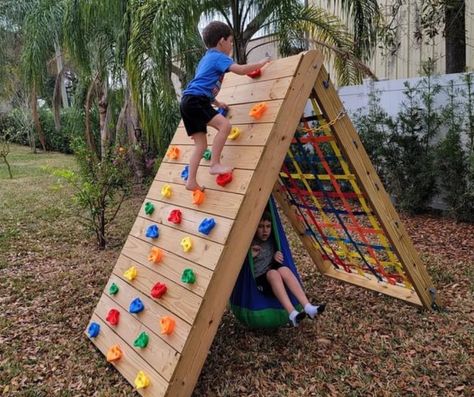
[251,211,326,327]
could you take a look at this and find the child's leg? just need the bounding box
[207,114,232,175]
[277,267,325,318]
[186,132,207,191]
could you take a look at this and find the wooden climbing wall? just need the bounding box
[86,50,325,397]
[86,50,438,397]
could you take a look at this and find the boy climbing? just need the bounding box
[180,21,270,191]
[252,211,326,327]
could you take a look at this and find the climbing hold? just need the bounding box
[129,297,145,314]
[106,344,123,362]
[192,189,205,205]
[217,107,228,117]
[202,148,211,161]
[216,172,232,187]
[180,237,192,252]
[168,209,182,224]
[181,268,196,284]
[133,332,149,349]
[249,102,268,119]
[166,146,180,160]
[123,266,138,281]
[387,276,398,285]
[198,218,216,235]
[134,371,150,389]
[180,165,189,181]
[161,184,172,198]
[145,224,159,239]
[148,247,164,264]
[87,322,100,338]
[160,316,176,335]
[144,202,155,215]
[106,309,120,326]
[108,282,119,295]
[247,68,261,78]
[228,127,241,140]
[151,282,167,299]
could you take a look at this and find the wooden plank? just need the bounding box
[217,76,293,104]
[171,123,273,147]
[87,314,168,397]
[156,163,253,195]
[103,273,191,352]
[324,267,422,306]
[162,145,264,170]
[166,50,324,397]
[129,217,224,272]
[221,53,304,88]
[178,99,284,127]
[147,181,243,219]
[114,253,210,298]
[138,199,233,245]
[313,66,438,309]
[94,293,180,381]
[112,260,202,325]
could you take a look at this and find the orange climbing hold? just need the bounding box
[160,316,176,335]
[148,247,164,264]
[249,102,268,119]
[166,146,180,160]
[192,189,205,205]
[106,344,123,362]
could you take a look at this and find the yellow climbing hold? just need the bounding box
[161,184,172,198]
[123,266,137,281]
[134,371,150,389]
[180,236,192,252]
[228,127,241,140]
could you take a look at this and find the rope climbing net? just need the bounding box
[279,97,413,289]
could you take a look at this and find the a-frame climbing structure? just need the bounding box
[86,50,439,397]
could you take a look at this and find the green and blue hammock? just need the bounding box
[229,196,303,328]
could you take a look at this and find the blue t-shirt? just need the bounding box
[183,49,234,100]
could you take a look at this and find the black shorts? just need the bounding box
[255,261,285,296]
[180,95,218,136]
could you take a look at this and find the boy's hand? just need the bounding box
[259,57,271,68]
[251,245,261,258]
[274,251,284,264]
[214,100,228,110]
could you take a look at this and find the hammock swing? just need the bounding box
[229,195,303,328]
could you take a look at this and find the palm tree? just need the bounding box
[127,0,378,154]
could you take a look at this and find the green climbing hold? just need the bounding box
[144,202,154,215]
[181,268,196,284]
[202,149,211,161]
[133,331,149,348]
[109,283,119,295]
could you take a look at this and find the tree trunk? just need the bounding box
[52,71,62,131]
[445,0,466,73]
[31,83,46,152]
[98,80,109,159]
[85,75,98,155]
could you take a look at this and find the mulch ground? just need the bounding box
[1,168,473,396]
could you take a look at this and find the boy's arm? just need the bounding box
[229,57,270,75]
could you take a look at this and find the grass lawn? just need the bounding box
[1,144,473,396]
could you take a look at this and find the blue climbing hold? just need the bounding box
[198,218,216,235]
[87,322,100,338]
[129,298,145,314]
[181,165,189,181]
[145,224,159,239]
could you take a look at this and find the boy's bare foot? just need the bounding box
[185,182,204,191]
[209,164,233,175]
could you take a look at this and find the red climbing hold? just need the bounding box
[106,309,120,326]
[151,282,167,299]
[216,172,233,187]
[168,209,182,224]
[247,68,261,78]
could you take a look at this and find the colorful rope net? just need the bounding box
[279,97,413,289]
